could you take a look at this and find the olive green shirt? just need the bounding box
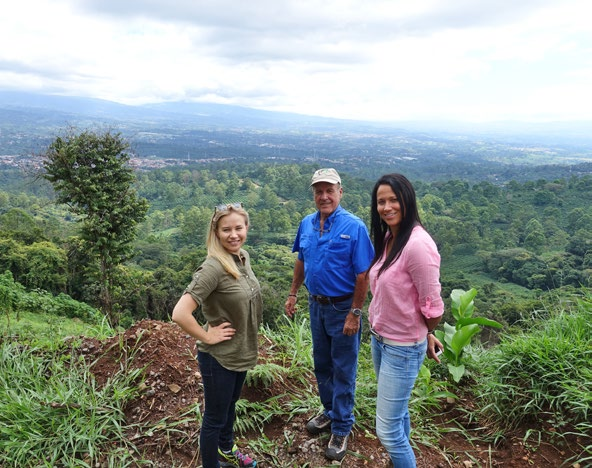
[184,250,262,371]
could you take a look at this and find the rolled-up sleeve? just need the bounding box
[406,235,444,319]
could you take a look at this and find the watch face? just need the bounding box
[352,308,362,316]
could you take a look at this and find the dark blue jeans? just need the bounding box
[309,297,361,436]
[197,351,246,468]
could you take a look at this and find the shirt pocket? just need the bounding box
[328,238,351,268]
[299,234,312,256]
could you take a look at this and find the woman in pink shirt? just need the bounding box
[367,173,443,467]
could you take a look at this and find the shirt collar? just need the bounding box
[314,205,342,225]
[231,251,245,265]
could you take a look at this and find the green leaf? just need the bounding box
[448,363,466,383]
[459,288,477,318]
[450,324,481,356]
[457,317,503,328]
[450,289,463,320]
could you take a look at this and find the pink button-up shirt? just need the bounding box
[368,226,444,343]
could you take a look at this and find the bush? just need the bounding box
[0,270,101,324]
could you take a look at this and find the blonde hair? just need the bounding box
[206,204,250,279]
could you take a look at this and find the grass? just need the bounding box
[1,290,591,466]
[2,310,115,348]
[238,315,320,433]
[0,339,143,467]
[474,290,592,463]
[444,249,484,271]
[477,292,592,427]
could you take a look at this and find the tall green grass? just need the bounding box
[476,290,592,463]
[0,340,143,467]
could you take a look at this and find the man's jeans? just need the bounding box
[197,351,246,468]
[309,297,361,436]
[371,335,427,468]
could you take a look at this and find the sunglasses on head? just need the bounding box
[214,202,243,212]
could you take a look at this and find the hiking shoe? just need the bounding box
[305,413,331,435]
[218,444,257,467]
[325,433,348,461]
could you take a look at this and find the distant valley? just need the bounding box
[1,90,592,183]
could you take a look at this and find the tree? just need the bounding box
[41,129,149,326]
[0,208,45,244]
[523,218,546,254]
[21,241,67,293]
[533,189,556,206]
[566,228,592,259]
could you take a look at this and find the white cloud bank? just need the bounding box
[1,0,591,122]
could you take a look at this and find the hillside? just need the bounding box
[76,319,580,467]
[2,91,592,467]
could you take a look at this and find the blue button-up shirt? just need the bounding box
[292,205,374,297]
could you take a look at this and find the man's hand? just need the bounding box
[284,295,297,320]
[343,312,361,336]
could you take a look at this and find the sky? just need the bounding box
[1,0,591,123]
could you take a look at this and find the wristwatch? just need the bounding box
[350,308,362,317]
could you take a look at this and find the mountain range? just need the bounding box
[1,90,592,140]
[1,90,592,183]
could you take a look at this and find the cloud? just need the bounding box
[1,0,590,122]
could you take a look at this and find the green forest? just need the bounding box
[1,130,591,466]
[2,151,591,328]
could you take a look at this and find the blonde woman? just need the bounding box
[172,203,261,468]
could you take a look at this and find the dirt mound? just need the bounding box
[77,319,581,467]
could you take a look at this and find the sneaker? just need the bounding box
[325,433,348,461]
[305,413,331,435]
[218,444,257,467]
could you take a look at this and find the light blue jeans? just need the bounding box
[371,335,427,468]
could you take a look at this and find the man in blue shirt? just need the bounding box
[285,168,374,462]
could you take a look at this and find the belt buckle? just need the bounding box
[317,295,330,305]
[370,328,383,342]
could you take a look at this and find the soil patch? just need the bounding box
[76,319,585,467]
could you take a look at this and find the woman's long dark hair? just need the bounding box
[369,173,423,278]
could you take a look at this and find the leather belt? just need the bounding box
[310,293,353,305]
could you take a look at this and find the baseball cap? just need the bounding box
[310,168,341,186]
